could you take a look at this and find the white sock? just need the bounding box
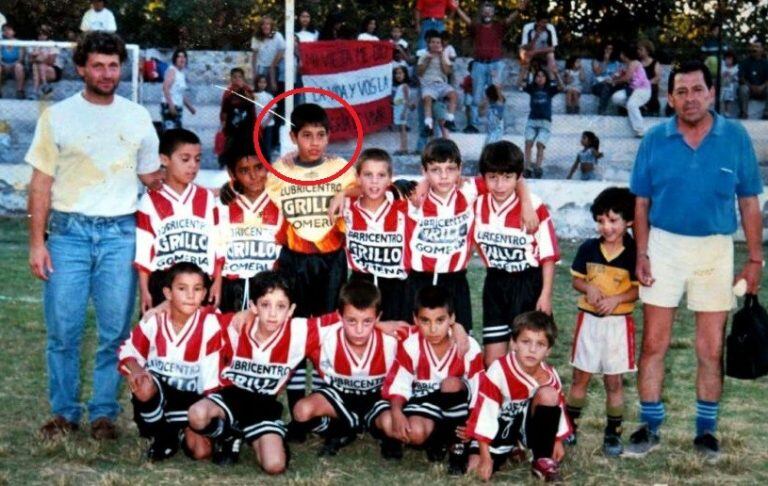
[424,117,433,129]
[446,113,455,122]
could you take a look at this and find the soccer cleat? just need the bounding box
[318,434,355,457]
[623,425,660,458]
[462,125,480,134]
[285,421,307,443]
[212,436,241,466]
[380,438,403,460]
[444,120,458,131]
[693,433,721,462]
[147,434,179,462]
[425,441,448,462]
[447,442,468,475]
[531,457,562,482]
[602,433,623,457]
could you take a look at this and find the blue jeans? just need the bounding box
[417,18,445,50]
[470,60,505,127]
[44,210,137,423]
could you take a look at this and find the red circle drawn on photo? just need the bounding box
[254,86,364,186]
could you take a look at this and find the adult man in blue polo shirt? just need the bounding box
[625,61,764,460]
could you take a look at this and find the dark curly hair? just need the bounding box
[73,31,127,67]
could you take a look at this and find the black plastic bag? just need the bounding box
[726,294,768,379]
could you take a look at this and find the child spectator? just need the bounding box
[161,49,196,130]
[520,68,563,179]
[721,51,739,117]
[591,42,622,115]
[392,66,413,155]
[566,131,603,181]
[218,67,256,167]
[474,141,559,367]
[382,285,484,474]
[417,30,458,135]
[637,40,662,116]
[295,9,319,43]
[118,262,227,461]
[610,45,651,137]
[564,187,638,457]
[253,74,275,162]
[358,15,380,41]
[390,26,414,72]
[460,61,476,133]
[134,129,222,314]
[564,56,585,114]
[0,23,26,99]
[390,25,409,50]
[28,24,63,98]
[218,149,284,313]
[292,281,401,457]
[466,311,571,482]
[440,30,458,66]
[342,149,411,321]
[483,84,506,145]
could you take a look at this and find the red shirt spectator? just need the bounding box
[416,0,456,19]
[471,23,505,60]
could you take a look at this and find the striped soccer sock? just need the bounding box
[695,400,719,437]
[639,401,665,434]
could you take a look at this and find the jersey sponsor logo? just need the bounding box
[280,184,341,231]
[148,358,201,393]
[155,217,211,269]
[329,375,385,394]
[222,358,292,393]
[413,211,471,257]
[475,229,533,272]
[224,226,280,276]
[347,230,405,278]
[413,380,441,397]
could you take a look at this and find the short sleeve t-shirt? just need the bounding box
[251,32,286,67]
[25,93,160,217]
[80,8,117,32]
[571,235,638,315]
[525,82,559,121]
[419,53,448,84]
[265,151,356,253]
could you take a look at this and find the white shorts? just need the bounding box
[570,312,637,375]
[639,228,734,312]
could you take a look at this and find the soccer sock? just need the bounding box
[695,399,719,437]
[424,117,433,128]
[286,366,307,420]
[193,417,228,439]
[605,404,624,437]
[565,395,586,432]
[132,392,165,438]
[528,404,561,460]
[446,112,455,121]
[639,401,665,434]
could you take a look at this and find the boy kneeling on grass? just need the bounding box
[466,311,571,482]
[118,262,229,462]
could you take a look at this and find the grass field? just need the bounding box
[1,216,767,485]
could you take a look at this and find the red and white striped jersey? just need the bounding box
[382,330,484,402]
[219,192,284,279]
[219,313,338,395]
[312,321,399,395]
[343,195,409,280]
[466,352,571,443]
[473,192,560,272]
[407,178,482,273]
[135,183,221,275]
[118,309,229,394]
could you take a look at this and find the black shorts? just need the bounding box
[131,374,202,434]
[52,65,62,82]
[406,270,472,332]
[482,267,543,344]
[219,275,259,313]
[315,385,390,432]
[402,389,470,422]
[276,247,347,318]
[207,386,285,444]
[349,271,409,321]
[469,401,533,470]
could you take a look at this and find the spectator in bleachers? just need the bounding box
[161,48,196,130]
[417,29,458,135]
[737,40,768,119]
[390,26,413,73]
[564,56,585,114]
[28,24,62,99]
[721,51,739,117]
[454,1,525,134]
[390,25,409,50]
[219,67,255,166]
[610,45,651,137]
[701,24,729,78]
[80,1,117,33]
[637,39,662,116]
[460,62,474,130]
[251,15,285,92]
[392,66,413,155]
[483,84,506,145]
[591,42,622,115]
[358,15,380,41]
[295,9,318,43]
[519,10,560,83]
[440,31,457,66]
[0,22,26,99]
[0,12,6,29]
[414,0,456,50]
[519,67,563,178]
[319,11,346,41]
[253,74,275,162]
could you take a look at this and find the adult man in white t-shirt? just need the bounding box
[26,32,161,440]
[80,0,117,33]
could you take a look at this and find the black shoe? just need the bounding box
[421,125,434,138]
[285,421,307,443]
[426,441,447,462]
[212,436,241,466]
[447,442,468,475]
[623,424,660,458]
[147,434,179,462]
[693,433,721,462]
[318,434,355,457]
[380,438,403,460]
[444,120,457,131]
[602,433,623,457]
[463,125,480,134]
[533,166,544,179]
[523,168,533,179]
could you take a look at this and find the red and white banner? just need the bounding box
[300,41,393,140]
